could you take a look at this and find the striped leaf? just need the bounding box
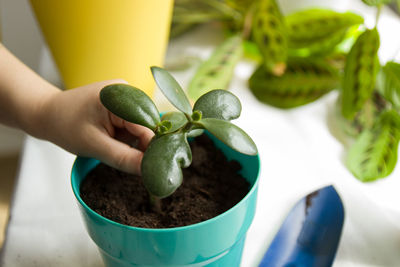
[188,35,243,101]
[347,110,400,182]
[249,58,340,108]
[362,0,393,6]
[252,0,288,75]
[341,28,380,119]
[377,61,400,109]
[286,9,363,51]
[335,91,388,137]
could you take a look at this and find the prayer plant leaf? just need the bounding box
[347,110,400,182]
[151,66,193,115]
[362,0,393,6]
[141,132,192,198]
[341,28,380,119]
[161,112,188,134]
[100,84,160,131]
[335,91,388,137]
[193,89,241,120]
[286,9,364,50]
[377,61,400,109]
[200,118,257,155]
[249,58,340,108]
[252,0,288,75]
[188,35,243,101]
[288,29,348,57]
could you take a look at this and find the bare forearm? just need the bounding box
[0,43,59,133]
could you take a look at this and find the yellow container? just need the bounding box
[30,0,174,97]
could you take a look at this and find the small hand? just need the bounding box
[37,79,154,175]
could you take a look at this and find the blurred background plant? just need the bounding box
[170,0,400,182]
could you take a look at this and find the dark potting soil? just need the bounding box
[80,134,250,228]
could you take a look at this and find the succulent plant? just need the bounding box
[100,66,257,200]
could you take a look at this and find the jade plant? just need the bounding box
[99,66,257,205]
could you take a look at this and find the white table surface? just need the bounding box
[2,1,400,266]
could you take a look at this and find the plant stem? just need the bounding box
[375,5,382,27]
[241,4,256,40]
[149,194,162,213]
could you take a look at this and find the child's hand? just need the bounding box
[35,80,154,175]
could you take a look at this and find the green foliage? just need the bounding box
[100,84,160,131]
[100,67,257,199]
[193,89,241,120]
[336,92,388,137]
[347,110,400,181]
[252,0,287,75]
[142,133,192,198]
[362,0,393,6]
[286,9,363,55]
[171,0,400,182]
[151,66,193,115]
[188,35,243,101]
[161,112,187,134]
[341,28,380,119]
[200,118,258,155]
[249,58,340,108]
[377,61,400,109]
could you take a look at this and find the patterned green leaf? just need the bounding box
[252,0,287,75]
[188,35,243,101]
[362,0,392,6]
[141,133,192,198]
[288,29,348,57]
[335,91,388,137]
[249,58,340,108]
[200,118,258,155]
[151,66,193,115]
[286,9,364,49]
[377,61,400,109]
[193,89,241,120]
[341,28,380,119]
[100,84,160,131]
[347,110,400,182]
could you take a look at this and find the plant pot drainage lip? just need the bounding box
[71,154,261,232]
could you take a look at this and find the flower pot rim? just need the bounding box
[71,152,260,233]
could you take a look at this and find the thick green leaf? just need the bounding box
[377,61,400,108]
[193,89,241,120]
[341,28,380,119]
[252,0,287,75]
[161,111,188,134]
[286,9,363,49]
[199,118,257,155]
[141,133,192,198]
[151,66,193,115]
[347,110,400,182]
[100,84,160,131]
[362,0,392,6]
[188,35,243,101]
[249,58,340,108]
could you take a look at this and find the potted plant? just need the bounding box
[71,67,260,266]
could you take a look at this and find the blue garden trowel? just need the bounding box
[259,185,345,267]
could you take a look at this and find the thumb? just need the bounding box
[90,130,144,175]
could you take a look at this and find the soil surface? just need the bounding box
[80,134,250,228]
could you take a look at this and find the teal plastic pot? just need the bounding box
[71,132,260,266]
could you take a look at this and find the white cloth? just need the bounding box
[2,1,400,266]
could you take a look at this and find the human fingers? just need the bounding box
[89,127,144,175]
